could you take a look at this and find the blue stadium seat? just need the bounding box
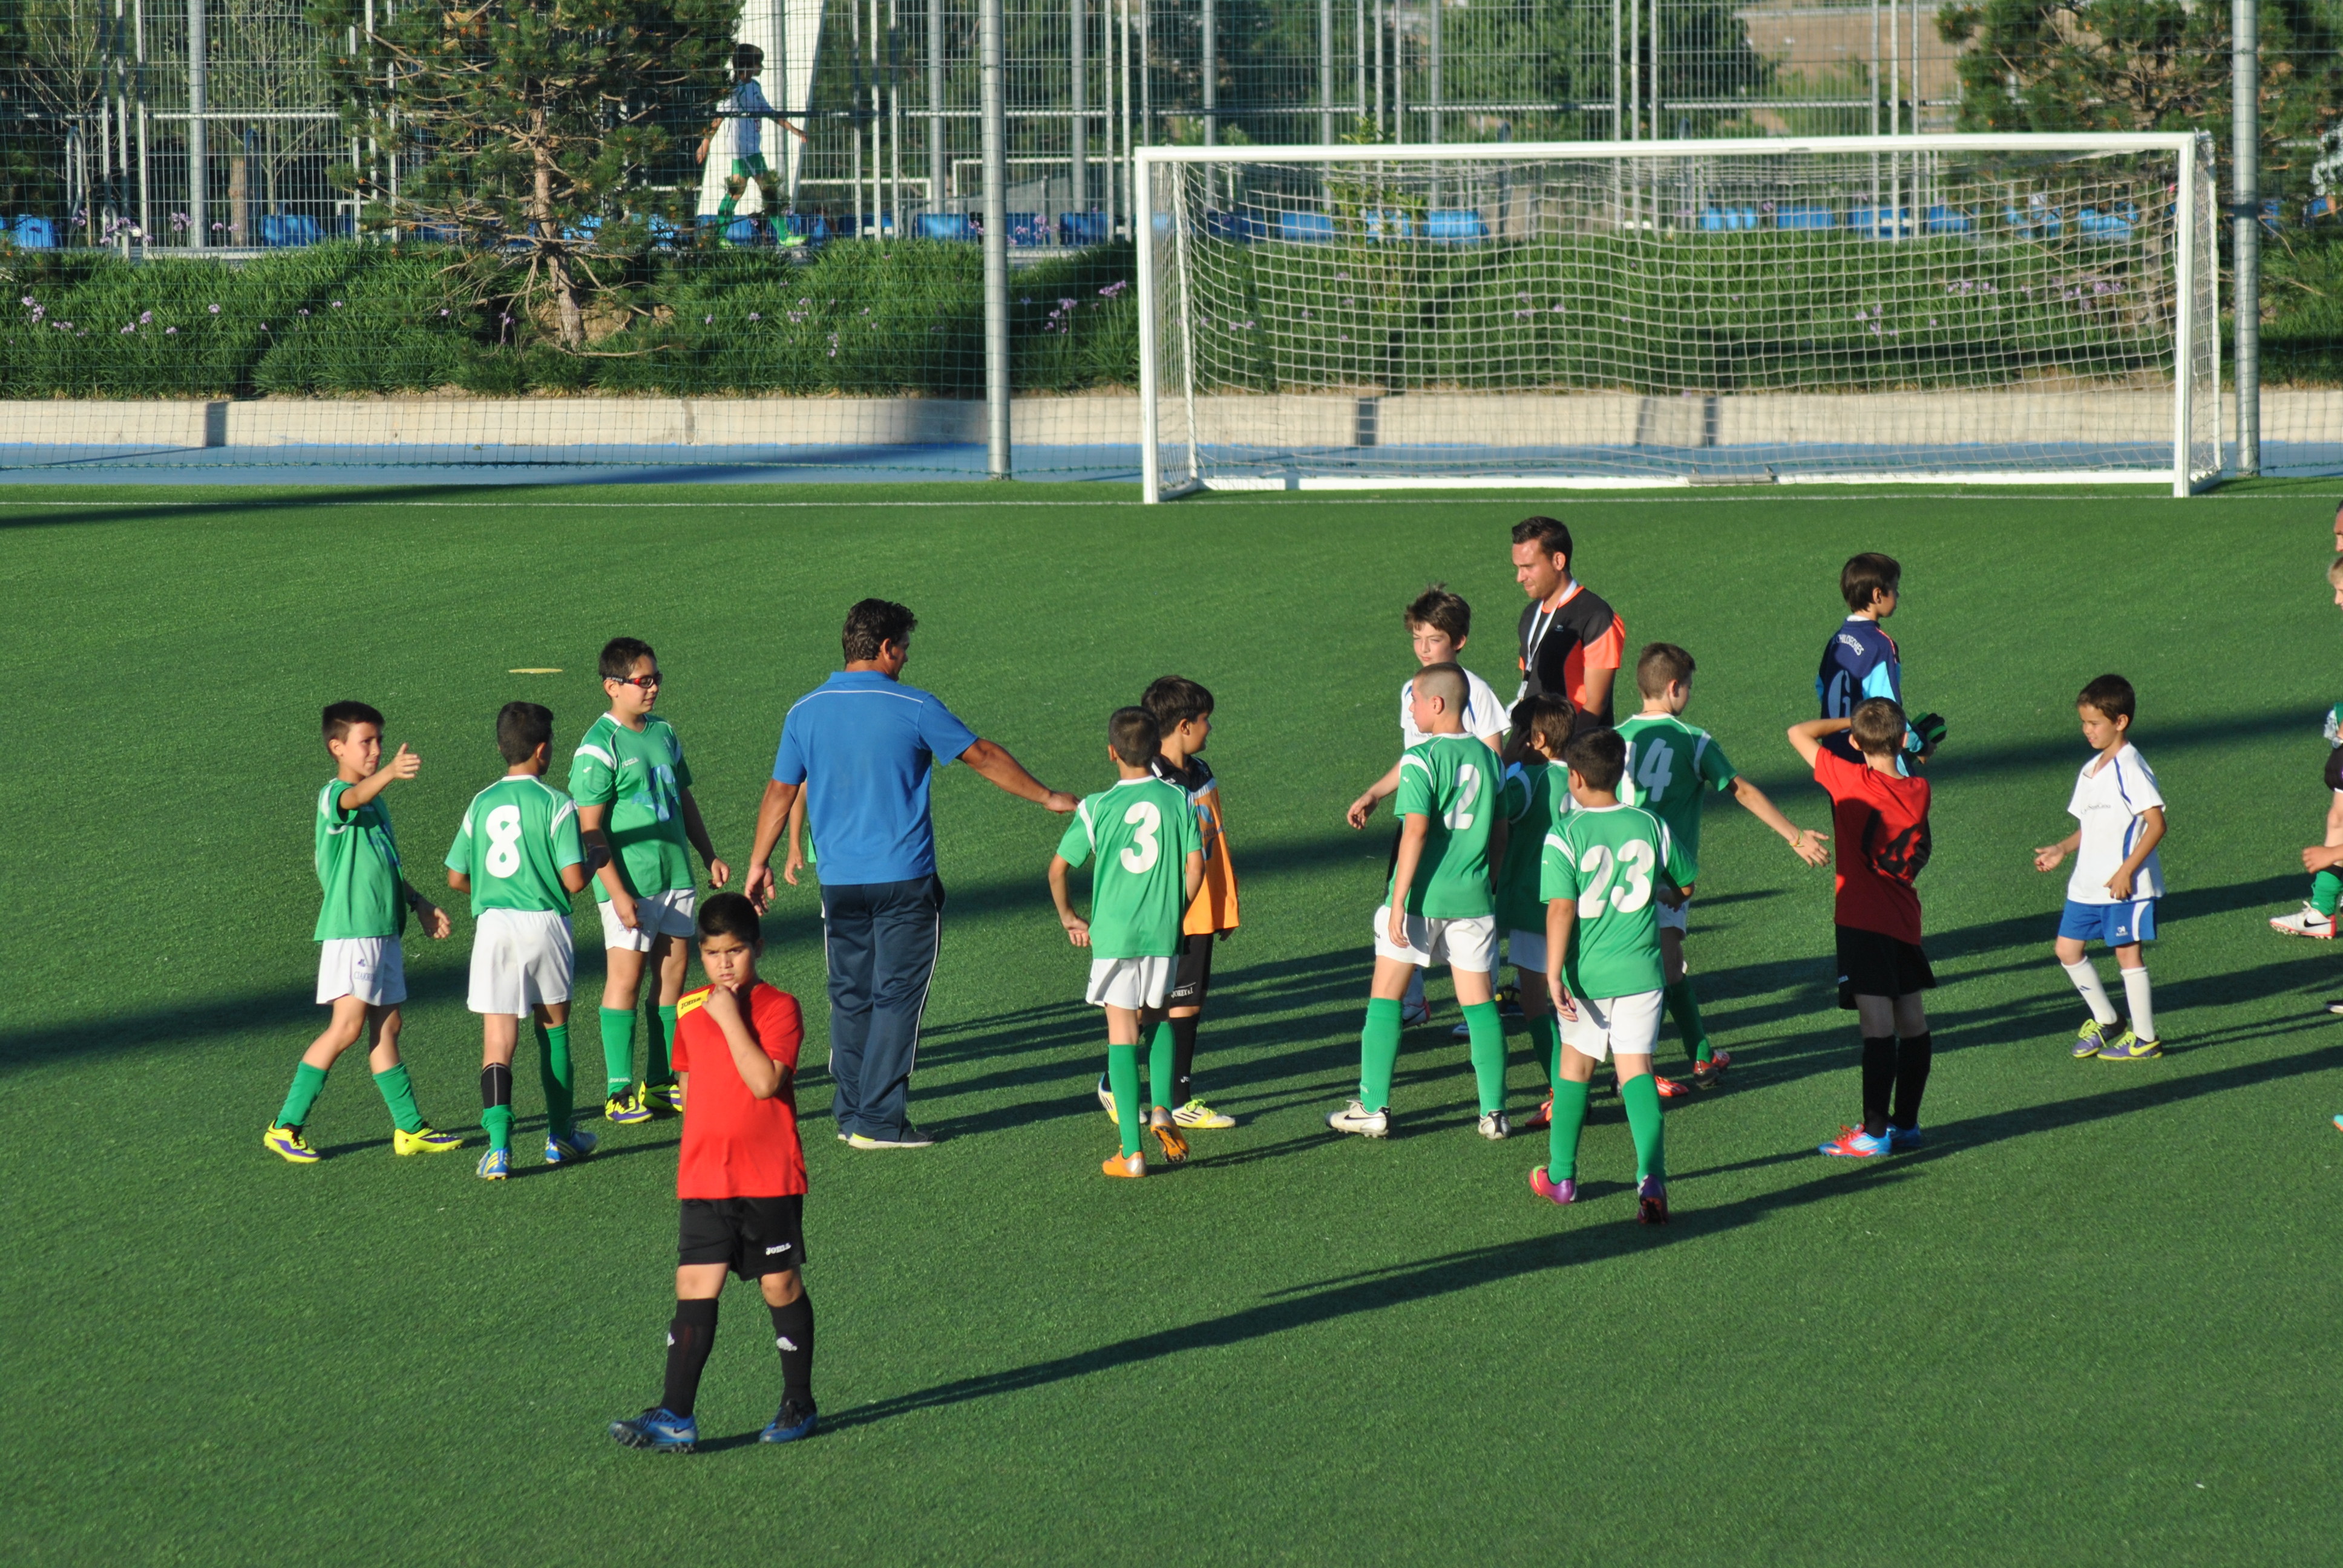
[258,214,321,247]
[1775,205,1833,230]
[917,213,975,241]
[1363,209,1411,241]
[1924,204,1973,234]
[8,215,57,249]
[1204,211,1259,242]
[1280,211,1335,243]
[1425,209,1485,243]
[1059,212,1110,246]
[1848,206,1909,239]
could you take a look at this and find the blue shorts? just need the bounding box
[2058,898,2156,947]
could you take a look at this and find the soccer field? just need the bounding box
[8,480,2343,1564]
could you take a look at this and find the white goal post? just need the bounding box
[1136,134,2219,501]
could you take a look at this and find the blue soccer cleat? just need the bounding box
[2095,1029,2163,1062]
[609,1406,697,1452]
[1818,1126,1888,1158]
[545,1127,599,1166]
[759,1399,818,1444]
[2072,1018,2112,1059]
[1887,1125,1924,1153]
[476,1147,510,1180]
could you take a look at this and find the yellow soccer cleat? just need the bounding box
[1170,1098,1236,1129]
[641,1082,684,1115]
[264,1125,320,1164]
[393,1124,464,1156]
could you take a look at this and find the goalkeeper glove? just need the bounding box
[1907,712,1947,754]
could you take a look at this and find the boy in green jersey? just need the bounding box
[1328,664,1509,1140]
[447,702,597,1180]
[1050,707,1205,1177]
[572,638,732,1126]
[1616,643,1831,1094]
[1489,693,1576,1133]
[1533,727,1684,1225]
[264,701,461,1165]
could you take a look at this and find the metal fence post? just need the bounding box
[1070,0,1086,214]
[980,0,1011,477]
[186,0,206,247]
[928,0,945,212]
[2234,0,2260,476]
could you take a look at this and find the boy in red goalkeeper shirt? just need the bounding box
[1789,699,1936,1159]
[609,892,817,1452]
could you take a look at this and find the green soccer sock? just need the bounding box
[2316,869,2343,918]
[1462,1001,1506,1116]
[370,1063,425,1134]
[537,1022,574,1137]
[600,1007,635,1096]
[1524,1013,1561,1084]
[1547,1079,1591,1180]
[276,1062,329,1129]
[1107,1044,1142,1158]
[1664,978,1711,1065]
[1622,1073,1666,1183]
[1358,997,1404,1110]
[1147,1019,1177,1113]
[647,1004,678,1087]
[483,1105,513,1154]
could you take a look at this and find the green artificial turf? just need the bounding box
[6,482,2342,1564]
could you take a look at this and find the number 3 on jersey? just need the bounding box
[1573,838,1655,917]
[1119,800,1161,873]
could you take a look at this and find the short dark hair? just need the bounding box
[1109,706,1161,766]
[1841,553,1901,612]
[1635,642,1696,699]
[1404,583,1471,642]
[1512,515,1573,561]
[2077,673,2136,724]
[322,699,384,743]
[497,701,554,765]
[842,599,917,662]
[1142,675,1214,729]
[696,891,763,947]
[1850,696,1907,756]
[733,42,764,71]
[1564,726,1626,791]
[1510,692,1575,759]
[1413,661,1467,713]
[600,636,655,681]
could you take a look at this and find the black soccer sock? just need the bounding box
[1168,1014,1201,1105]
[1890,1032,1933,1131]
[1860,1037,1898,1136]
[661,1298,719,1419]
[480,1063,514,1154]
[768,1292,815,1407]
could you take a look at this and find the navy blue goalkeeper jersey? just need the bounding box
[1818,616,1901,720]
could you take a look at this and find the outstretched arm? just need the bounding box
[1731,776,1829,866]
[961,738,1076,813]
[1786,716,1851,769]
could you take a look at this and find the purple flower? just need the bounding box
[19,296,31,307]
[748,312,761,321]
[331,301,344,309]
[298,308,310,317]
[704,314,713,324]
[1854,307,1867,320]
[166,327,178,335]
[208,303,221,314]
[439,307,450,316]
[120,324,135,333]
[1551,304,1563,313]
[139,310,152,324]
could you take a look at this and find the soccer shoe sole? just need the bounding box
[1637,1186,1671,1226]
[1150,1122,1190,1162]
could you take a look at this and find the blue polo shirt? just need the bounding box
[772,671,980,886]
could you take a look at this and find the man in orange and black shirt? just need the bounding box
[1144,675,1240,1128]
[1512,515,1625,727]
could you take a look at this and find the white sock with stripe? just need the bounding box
[2121,967,2155,1042]
[2063,961,2120,1027]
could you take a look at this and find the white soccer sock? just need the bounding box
[2122,966,2155,1042]
[2063,960,2120,1026]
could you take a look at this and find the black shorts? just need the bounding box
[1836,925,1935,1009]
[1166,932,1215,1007]
[678,1195,807,1279]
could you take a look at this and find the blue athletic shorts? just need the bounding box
[2058,898,2156,946]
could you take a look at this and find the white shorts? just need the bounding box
[317,936,407,1006]
[468,909,575,1016]
[1556,989,1663,1063]
[597,886,697,951]
[1657,897,1688,933]
[1506,928,1548,974]
[1087,955,1175,1011]
[1371,905,1497,972]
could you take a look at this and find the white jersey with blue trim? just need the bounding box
[1401,668,1506,749]
[2066,743,2164,905]
[718,79,773,160]
[1818,616,1901,719]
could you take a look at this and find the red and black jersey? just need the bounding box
[1813,750,1930,946]
[1518,581,1626,725]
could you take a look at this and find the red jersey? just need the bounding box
[1814,749,1930,946]
[671,981,806,1200]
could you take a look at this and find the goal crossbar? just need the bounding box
[1136,134,2220,501]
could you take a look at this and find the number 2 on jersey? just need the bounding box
[1573,839,1656,917]
[1443,766,1482,830]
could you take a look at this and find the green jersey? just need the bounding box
[445,775,585,916]
[313,777,407,942]
[1494,760,1575,932]
[570,713,696,897]
[1389,735,1501,919]
[1539,804,1674,999]
[1615,713,1737,886]
[1056,777,1203,959]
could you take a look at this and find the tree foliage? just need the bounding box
[310,0,741,347]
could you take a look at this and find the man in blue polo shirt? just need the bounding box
[746,599,1075,1148]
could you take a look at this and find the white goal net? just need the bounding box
[1137,134,2219,500]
